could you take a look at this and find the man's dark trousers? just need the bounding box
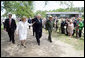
[8,28,15,43]
[35,31,42,45]
[48,30,52,42]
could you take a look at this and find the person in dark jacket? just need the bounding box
[64,18,68,35]
[4,14,16,44]
[61,18,65,34]
[45,16,53,42]
[34,14,42,46]
[32,16,36,36]
[28,18,32,29]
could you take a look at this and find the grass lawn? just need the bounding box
[1,24,4,30]
[43,28,84,50]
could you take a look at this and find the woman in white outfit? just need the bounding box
[16,17,31,48]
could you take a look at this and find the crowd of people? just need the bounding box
[51,17,84,38]
[3,13,84,48]
[3,14,43,48]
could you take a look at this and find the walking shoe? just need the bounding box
[24,46,26,48]
[38,43,40,46]
[13,42,15,44]
[50,40,52,43]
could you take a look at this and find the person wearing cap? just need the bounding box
[34,14,42,45]
[16,16,32,48]
[45,16,53,42]
[4,14,16,44]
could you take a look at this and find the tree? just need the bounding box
[2,1,83,18]
[1,1,34,18]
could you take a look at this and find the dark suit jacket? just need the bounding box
[35,18,42,32]
[61,21,65,28]
[32,18,36,27]
[45,20,53,31]
[4,18,16,32]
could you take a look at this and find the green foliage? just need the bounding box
[2,1,84,18]
[2,1,34,18]
[48,7,84,12]
[35,6,84,19]
[1,24,4,30]
[82,14,84,19]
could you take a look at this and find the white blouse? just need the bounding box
[16,21,31,40]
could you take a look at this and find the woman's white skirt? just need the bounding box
[19,31,27,40]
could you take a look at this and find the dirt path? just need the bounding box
[1,28,84,57]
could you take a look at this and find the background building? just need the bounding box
[46,12,83,19]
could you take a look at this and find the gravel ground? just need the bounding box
[1,28,84,57]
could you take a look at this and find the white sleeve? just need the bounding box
[15,22,19,34]
[27,23,29,28]
[27,22,32,27]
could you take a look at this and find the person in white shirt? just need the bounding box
[16,16,31,48]
[42,17,46,28]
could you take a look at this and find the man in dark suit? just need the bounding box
[4,14,16,44]
[61,18,65,34]
[34,14,42,46]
